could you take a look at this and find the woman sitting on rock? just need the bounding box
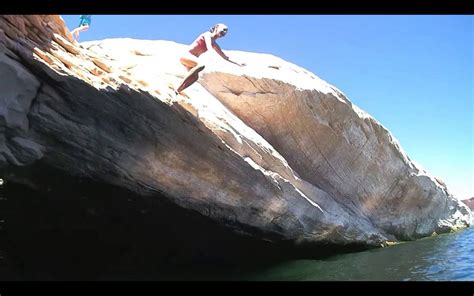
[175,23,245,95]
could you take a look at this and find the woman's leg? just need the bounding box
[176,54,205,94]
[79,24,90,33]
[72,24,89,40]
[71,27,79,38]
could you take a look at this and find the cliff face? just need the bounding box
[0,15,471,259]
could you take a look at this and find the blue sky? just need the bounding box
[62,15,473,200]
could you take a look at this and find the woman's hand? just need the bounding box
[229,60,246,67]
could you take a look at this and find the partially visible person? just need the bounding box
[71,15,91,41]
[175,23,245,95]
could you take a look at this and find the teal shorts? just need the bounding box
[79,16,91,27]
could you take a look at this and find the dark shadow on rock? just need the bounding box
[0,164,370,281]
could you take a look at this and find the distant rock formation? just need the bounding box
[462,198,474,211]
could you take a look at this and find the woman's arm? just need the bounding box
[212,42,245,67]
[203,32,216,55]
[212,42,228,60]
[203,33,245,67]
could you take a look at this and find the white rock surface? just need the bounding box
[0,16,470,250]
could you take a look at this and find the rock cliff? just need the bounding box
[0,16,470,275]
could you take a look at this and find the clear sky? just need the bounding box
[62,15,473,200]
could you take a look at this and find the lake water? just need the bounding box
[152,227,474,281]
[237,227,474,281]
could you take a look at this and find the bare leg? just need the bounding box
[176,54,205,94]
[71,24,89,41]
[176,65,205,93]
[70,28,79,39]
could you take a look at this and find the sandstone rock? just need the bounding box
[462,198,474,211]
[0,16,470,256]
[52,33,80,55]
[91,57,112,73]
